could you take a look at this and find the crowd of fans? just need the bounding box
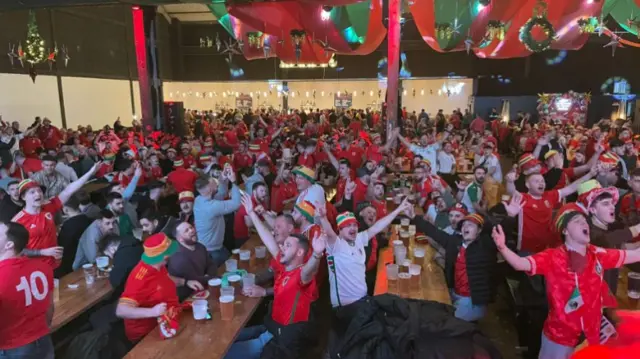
[1,107,640,359]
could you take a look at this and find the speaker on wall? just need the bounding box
[163,101,185,136]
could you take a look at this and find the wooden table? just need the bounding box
[52,269,113,332]
[373,225,451,305]
[125,236,269,359]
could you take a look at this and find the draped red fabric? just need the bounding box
[229,1,384,63]
[297,0,367,5]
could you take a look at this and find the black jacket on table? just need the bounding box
[414,216,498,306]
[331,294,502,359]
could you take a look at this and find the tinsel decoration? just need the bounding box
[519,1,556,53]
[24,11,47,65]
[577,17,598,34]
[247,32,263,49]
[290,29,305,63]
[485,20,506,41]
[435,23,454,40]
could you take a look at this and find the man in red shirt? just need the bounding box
[20,135,43,159]
[116,233,181,343]
[494,204,640,358]
[166,159,198,193]
[364,133,391,165]
[227,195,325,358]
[12,162,100,269]
[336,137,364,169]
[37,118,63,151]
[11,152,43,180]
[180,143,196,169]
[505,164,598,254]
[270,165,298,214]
[232,142,253,171]
[0,222,54,358]
[233,181,269,246]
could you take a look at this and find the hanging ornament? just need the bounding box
[627,16,640,38]
[451,18,462,37]
[247,32,263,49]
[538,93,551,105]
[435,23,454,40]
[314,36,337,57]
[28,65,37,83]
[519,0,556,53]
[61,44,70,67]
[577,17,598,34]
[236,39,244,52]
[584,92,592,104]
[596,14,607,37]
[24,11,47,65]
[290,29,305,63]
[412,89,416,97]
[7,43,18,67]
[221,39,242,62]
[603,35,623,57]
[46,44,57,70]
[485,20,506,41]
[215,33,222,51]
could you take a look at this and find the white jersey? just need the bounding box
[326,231,369,307]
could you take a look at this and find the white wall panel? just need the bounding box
[0,73,61,129]
[287,80,386,111]
[163,81,283,111]
[62,77,134,130]
[401,78,474,117]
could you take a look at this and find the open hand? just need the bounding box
[492,225,507,251]
[312,232,328,255]
[241,193,254,213]
[504,192,526,217]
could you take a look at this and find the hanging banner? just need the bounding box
[235,94,253,109]
[334,93,353,109]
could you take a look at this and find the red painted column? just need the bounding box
[386,0,401,142]
[132,6,152,131]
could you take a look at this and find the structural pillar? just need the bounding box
[386,0,401,142]
[132,6,163,132]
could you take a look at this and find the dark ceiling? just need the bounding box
[0,0,210,11]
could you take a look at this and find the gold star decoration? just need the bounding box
[538,93,551,105]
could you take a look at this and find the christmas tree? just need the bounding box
[24,11,46,65]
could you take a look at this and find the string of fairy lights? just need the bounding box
[166,80,467,99]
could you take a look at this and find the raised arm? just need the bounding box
[58,161,101,205]
[300,232,326,285]
[558,164,598,199]
[492,225,531,271]
[323,142,340,171]
[366,198,413,240]
[242,193,279,257]
[314,204,338,247]
[122,163,142,200]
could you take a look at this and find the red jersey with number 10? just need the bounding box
[0,257,53,350]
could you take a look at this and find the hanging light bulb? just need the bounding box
[337,91,341,96]
[402,90,407,96]
[321,91,325,96]
[353,91,357,96]
[306,91,309,97]
[369,90,373,96]
[420,89,424,96]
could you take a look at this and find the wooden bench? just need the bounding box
[52,268,113,332]
[373,225,451,305]
[124,236,270,359]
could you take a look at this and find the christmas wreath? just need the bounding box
[519,15,556,52]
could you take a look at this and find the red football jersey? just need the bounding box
[12,197,63,268]
[0,257,53,349]
[119,261,179,342]
[166,168,198,193]
[271,261,317,325]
